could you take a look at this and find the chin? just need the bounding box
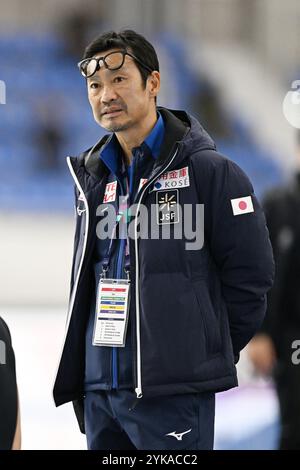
[100,119,133,133]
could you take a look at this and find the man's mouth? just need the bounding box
[102,108,123,117]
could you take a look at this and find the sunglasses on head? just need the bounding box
[78,50,153,78]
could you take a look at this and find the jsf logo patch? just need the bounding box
[156,190,179,225]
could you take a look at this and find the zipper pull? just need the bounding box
[135,387,143,399]
[100,265,108,279]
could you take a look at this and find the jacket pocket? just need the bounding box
[191,280,221,356]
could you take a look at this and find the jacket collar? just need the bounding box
[99,110,165,177]
[68,106,216,186]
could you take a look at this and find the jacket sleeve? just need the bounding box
[260,188,299,353]
[258,191,283,342]
[194,152,275,357]
[0,317,18,450]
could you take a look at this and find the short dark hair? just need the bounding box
[82,29,159,87]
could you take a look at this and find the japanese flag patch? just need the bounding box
[231,196,254,216]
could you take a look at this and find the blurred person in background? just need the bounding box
[59,10,98,59]
[248,130,300,449]
[33,99,65,172]
[0,317,21,450]
[57,2,104,60]
[53,29,274,450]
[190,78,233,141]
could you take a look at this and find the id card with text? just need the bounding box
[93,278,130,347]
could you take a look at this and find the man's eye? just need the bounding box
[89,83,99,89]
[114,76,125,83]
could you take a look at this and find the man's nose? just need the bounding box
[101,84,118,104]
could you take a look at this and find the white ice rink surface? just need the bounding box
[3,308,279,450]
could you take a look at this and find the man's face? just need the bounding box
[87,49,160,134]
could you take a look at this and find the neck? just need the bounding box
[116,108,157,165]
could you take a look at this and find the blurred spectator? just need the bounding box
[57,5,104,59]
[33,98,65,172]
[61,11,94,58]
[248,130,300,449]
[0,317,21,450]
[190,78,233,140]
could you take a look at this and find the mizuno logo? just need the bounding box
[165,428,192,441]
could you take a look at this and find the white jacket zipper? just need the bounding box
[65,157,90,329]
[53,157,89,399]
[134,146,179,398]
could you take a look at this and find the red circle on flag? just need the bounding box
[238,200,247,210]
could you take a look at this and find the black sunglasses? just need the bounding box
[78,50,153,78]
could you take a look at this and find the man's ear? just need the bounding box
[148,71,160,99]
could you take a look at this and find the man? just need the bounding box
[248,131,300,449]
[0,317,21,450]
[53,30,274,450]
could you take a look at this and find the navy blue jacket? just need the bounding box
[53,107,274,430]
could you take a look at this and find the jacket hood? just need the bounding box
[162,108,216,154]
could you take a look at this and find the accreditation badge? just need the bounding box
[93,278,130,347]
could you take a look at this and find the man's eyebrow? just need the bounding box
[87,75,101,82]
[87,68,129,81]
[109,67,129,75]
[87,75,106,84]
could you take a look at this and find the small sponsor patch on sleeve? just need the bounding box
[231,196,254,216]
[138,178,148,192]
[103,181,117,203]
